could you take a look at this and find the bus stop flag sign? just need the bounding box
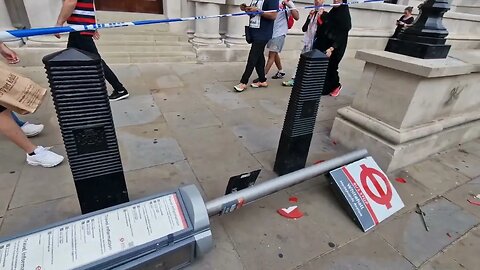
[329,156,404,232]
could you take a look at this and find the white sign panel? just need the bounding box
[330,156,404,232]
[0,193,188,270]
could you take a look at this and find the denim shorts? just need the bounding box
[267,35,286,53]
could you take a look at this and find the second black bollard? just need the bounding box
[43,48,129,214]
[274,50,329,176]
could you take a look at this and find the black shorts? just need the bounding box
[0,105,5,113]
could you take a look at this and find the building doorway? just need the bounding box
[95,0,164,14]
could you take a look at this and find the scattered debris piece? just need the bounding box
[328,242,336,248]
[278,253,284,258]
[416,204,430,231]
[446,232,452,238]
[332,140,337,145]
[9,171,15,174]
[467,198,480,206]
[395,178,407,184]
[475,194,480,200]
[289,196,298,203]
[277,206,304,219]
[314,160,325,164]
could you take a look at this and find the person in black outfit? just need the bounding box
[234,0,278,92]
[55,0,129,101]
[314,0,352,97]
[392,6,414,38]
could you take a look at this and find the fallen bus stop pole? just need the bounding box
[206,149,369,217]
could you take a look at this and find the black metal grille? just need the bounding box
[43,48,129,213]
[274,50,329,175]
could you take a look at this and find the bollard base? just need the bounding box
[385,38,451,59]
[274,133,313,176]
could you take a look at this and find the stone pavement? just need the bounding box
[1,58,480,270]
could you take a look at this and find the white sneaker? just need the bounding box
[21,122,44,137]
[26,146,64,168]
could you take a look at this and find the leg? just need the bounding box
[265,51,277,75]
[274,53,283,71]
[67,33,126,92]
[255,41,268,83]
[240,42,265,84]
[0,109,36,153]
[11,112,25,127]
[324,57,341,94]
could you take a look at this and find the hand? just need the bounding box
[245,6,259,13]
[309,10,315,18]
[54,23,63,39]
[285,0,295,9]
[93,31,100,40]
[240,3,247,11]
[326,48,333,58]
[0,43,20,64]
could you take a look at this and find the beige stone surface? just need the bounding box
[445,177,480,219]
[0,171,20,218]
[298,233,415,270]
[434,149,480,179]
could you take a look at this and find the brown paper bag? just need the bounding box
[0,67,46,115]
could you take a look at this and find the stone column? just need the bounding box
[330,50,480,172]
[225,0,249,46]
[191,0,224,45]
[182,0,196,39]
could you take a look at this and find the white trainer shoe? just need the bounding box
[21,122,44,137]
[26,146,64,168]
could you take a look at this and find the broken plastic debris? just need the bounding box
[395,178,407,184]
[277,206,304,219]
[467,198,480,206]
[314,160,325,164]
[289,196,298,203]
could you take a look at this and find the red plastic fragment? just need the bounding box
[395,178,407,184]
[467,199,480,206]
[289,196,298,203]
[314,160,325,164]
[277,206,304,219]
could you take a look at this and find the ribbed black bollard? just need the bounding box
[385,0,451,59]
[43,48,129,214]
[274,50,329,176]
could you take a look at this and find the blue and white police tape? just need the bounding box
[0,0,384,42]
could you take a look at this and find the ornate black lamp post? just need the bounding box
[385,0,452,59]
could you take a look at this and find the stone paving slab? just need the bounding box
[434,149,480,179]
[164,108,222,130]
[0,196,81,238]
[202,82,251,111]
[0,171,20,218]
[437,227,480,270]
[403,159,471,194]
[445,177,480,219]
[111,94,163,128]
[220,180,366,270]
[231,124,282,154]
[152,88,208,113]
[0,143,29,175]
[185,220,245,270]
[117,122,185,172]
[298,232,415,270]
[125,160,202,200]
[9,146,76,210]
[376,198,480,267]
[419,252,466,270]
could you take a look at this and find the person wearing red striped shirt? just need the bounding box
[55,0,130,101]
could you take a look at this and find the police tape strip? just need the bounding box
[0,0,384,42]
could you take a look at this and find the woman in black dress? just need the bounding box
[314,0,352,97]
[392,6,414,38]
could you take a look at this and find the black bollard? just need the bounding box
[43,48,129,214]
[385,0,451,59]
[274,49,329,176]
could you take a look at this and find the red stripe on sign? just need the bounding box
[68,16,96,24]
[76,2,94,9]
[341,167,379,225]
[173,194,188,229]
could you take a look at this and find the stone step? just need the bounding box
[12,47,197,66]
[97,44,194,53]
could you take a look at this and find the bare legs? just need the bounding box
[0,110,36,153]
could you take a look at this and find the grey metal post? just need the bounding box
[206,149,368,216]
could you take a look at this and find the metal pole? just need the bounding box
[206,149,368,216]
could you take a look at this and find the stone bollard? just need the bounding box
[274,49,329,175]
[43,48,129,214]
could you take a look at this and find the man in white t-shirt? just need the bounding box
[266,0,299,79]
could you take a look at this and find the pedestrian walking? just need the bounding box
[234,0,279,92]
[55,0,130,101]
